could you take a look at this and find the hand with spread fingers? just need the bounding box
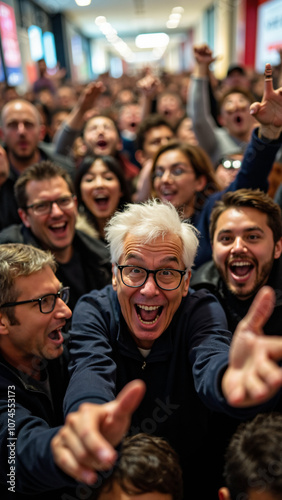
[250,63,282,139]
[51,380,146,484]
[222,286,282,407]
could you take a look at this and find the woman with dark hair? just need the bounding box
[75,155,132,241]
[151,140,221,224]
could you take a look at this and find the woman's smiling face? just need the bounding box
[80,159,123,222]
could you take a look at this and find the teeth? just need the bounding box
[138,305,159,311]
[231,261,251,267]
[50,223,65,228]
[137,314,160,325]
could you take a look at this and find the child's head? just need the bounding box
[219,413,282,500]
[97,434,183,500]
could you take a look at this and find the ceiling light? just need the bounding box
[75,0,91,6]
[135,33,169,49]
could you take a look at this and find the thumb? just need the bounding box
[242,286,275,333]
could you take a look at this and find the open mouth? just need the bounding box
[229,261,254,279]
[48,328,64,345]
[94,195,110,209]
[135,304,163,325]
[97,139,108,149]
[49,222,67,234]
[234,115,242,124]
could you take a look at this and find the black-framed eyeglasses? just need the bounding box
[24,196,76,215]
[116,265,187,291]
[0,287,70,314]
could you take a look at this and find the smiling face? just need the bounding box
[153,149,206,218]
[212,207,282,299]
[220,92,254,139]
[0,266,72,375]
[83,116,122,156]
[80,158,123,225]
[112,233,190,349]
[19,176,77,263]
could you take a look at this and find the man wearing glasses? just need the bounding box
[0,160,111,311]
[0,243,145,499]
[56,199,282,498]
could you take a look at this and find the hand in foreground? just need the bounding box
[222,286,282,407]
[250,63,282,139]
[193,44,216,67]
[51,380,146,484]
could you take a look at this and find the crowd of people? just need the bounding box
[0,45,282,500]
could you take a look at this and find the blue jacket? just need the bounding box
[65,284,272,497]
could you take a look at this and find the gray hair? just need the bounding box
[0,244,56,324]
[105,199,199,270]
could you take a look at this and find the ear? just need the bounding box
[195,175,207,192]
[182,270,191,297]
[218,487,231,500]
[274,237,282,259]
[18,208,31,228]
[116,137,123,152]
[217,114,225,127]
[0,313,10,335]
[112,263,117,290]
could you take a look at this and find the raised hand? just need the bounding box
[51,380,146,484]
[250,63,282,139]
[222,286,282,406]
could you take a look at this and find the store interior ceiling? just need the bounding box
[33,0,212,51]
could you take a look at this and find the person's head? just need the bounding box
[56,84,77,110]
[37,58,47,77]
[219,413,282,500]
[15,160,77,262]
[83,115,122,157]
[0,243,71,373]
[0,99,45,169]
[210,189,282,300]
[224,64,250,89]
[214,153,243,190]
[105,199,199,348]
[135,114,174,165]
[156,91,185,129]
[75,155,132,237]
[117,103,142,135]
[151,140,220,219]
[218,87,255,139]
[98,433,183,500]
[175,115,198,146]
[49,108,71,141]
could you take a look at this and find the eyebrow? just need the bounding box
[217,226,265,237]
[124,253,180,265]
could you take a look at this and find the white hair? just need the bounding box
[105,199,199,270]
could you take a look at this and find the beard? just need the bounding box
[215,252,275,301]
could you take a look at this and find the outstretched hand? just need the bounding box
[222,286,282,406]
[51,380,146,484]
[250,63,282,139]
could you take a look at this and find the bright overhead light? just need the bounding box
[75,0,91,5]
[135,33,169,49]
[95,16,107,25]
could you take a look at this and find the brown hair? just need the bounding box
[209,188,282,243]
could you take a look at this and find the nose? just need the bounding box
[17,122,26,134]
[231,236,246,253]
[161,169,173,183]
[55,298,72,319]
[140,274,159,297]
[93,175,104,187]
[50,201,64,216]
